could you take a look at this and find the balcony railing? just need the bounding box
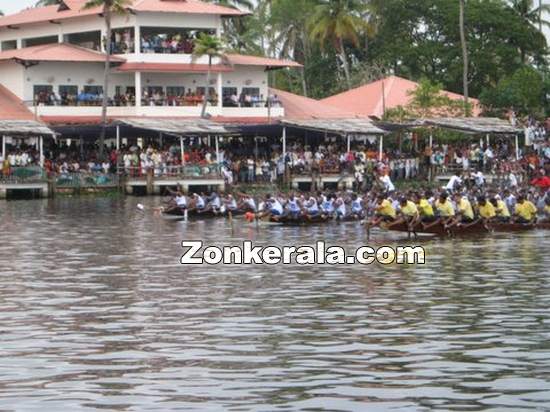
[122,164,222,180]
[0,166,47,184]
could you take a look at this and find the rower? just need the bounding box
[397,196,419,230]
[350,194,364,218]
[432,192,455,229]
[208,192,222,214]
[370,194,396,227]
[320,194,335,216]
[175,192,187,210]
[242,195,257,212]
[193,193,206,211]
[490,196,511,222]
[452,192,475,227]
[477,195,496,223]
[304,196,319,216]
[286,195,302,218]
[334,196,347,220]
[541,197,550,223]
[415,192,436,228]
[514,195,538,224]
[225,194,238,212]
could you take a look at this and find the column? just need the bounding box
[429,132,433,148]
[486,133,490,146]
[16,38,22,49]
[100,29,106,53]
[515,134,519,160]
[134,25,141,54]
[2,135,5,159]
[39,136,44,168]
[215,135,220,165]
[159,132,163,148]
[116,125,120,151]
[282,127,287,157]
[180,136,185,166]
[217,72,223,110]
[378,135,383,162]
[135,71,142,108]
[346,134,351,153]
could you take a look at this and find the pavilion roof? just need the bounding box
[115,118,230,135]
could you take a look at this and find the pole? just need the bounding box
[282,126,287,157]
[346,134,351,153]
[180,136,185,166]
[515,134,519,161]
[39,136,44,168]
[429,131,433,149]
[1,135,5,160]
[378,135,383,161]
[116,125,120,151]
[159,132,163,148]
[215,135,220,164]
[486,133,489,147]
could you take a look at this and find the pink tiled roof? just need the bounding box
[321,75,480,119]
[117,62,233,73]
[0,43,125,63]
[226,54,302,68]
[270,88,361,120]
[0,0,245,29]
[0,85,35,121]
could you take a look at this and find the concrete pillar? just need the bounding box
[116,125,120,151]
[346,134,350,153]
[215,135,220,164]
[282,127,287,157]
[217,72,223,110]
[134,25,141,54]
[515,134,519,160]
[0,188,6,199]
[135,71,142,107]
[429,132,433,149]
[2,135,5,159]
[16,39,22,49]
[180,136,185,166]
[159,132,163,148]
[39,136,44,168]
[378,135,384,162]
[486,133,490,147]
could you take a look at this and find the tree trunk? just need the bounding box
[459,0,469,116]
[201,55,211,118]
[99,2,112,162]
[338,37,352,90]
[301,31,309,97]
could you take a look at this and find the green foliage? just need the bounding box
[479,66,544,116]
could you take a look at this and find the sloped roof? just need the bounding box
[0,43,125,63]
[321,75,480,119]
[0,0,245,30]
[270,88,360,120]
[226,54,302,69]
[0,85,55,135]
[422,117,519,135]
[116,118,230,135]
[0,85,35,121]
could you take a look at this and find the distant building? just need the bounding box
[321,75,480,119]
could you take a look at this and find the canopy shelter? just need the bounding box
[281,118,388,160]
[0,120,56,168]
[114,118,232,166]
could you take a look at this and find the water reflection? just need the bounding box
[0,197,549,411]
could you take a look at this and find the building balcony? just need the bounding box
[32,104,284,119]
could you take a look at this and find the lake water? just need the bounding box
[0,197,549,411]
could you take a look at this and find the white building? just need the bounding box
[0,0,300,123]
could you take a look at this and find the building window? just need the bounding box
[140,27,215,54]
[34,85,54,105]
[222,87,238,107]
[24,35,58,48]
[59,85,78,105]
[66,31,101,51]
[111,27,135,54]
[1,40,17,51]
[83,85,103,96]
[167,86,186,97]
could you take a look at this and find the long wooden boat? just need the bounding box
[381,220,539,237]
[269,214,333,226]
[537,222,550,230]
[162,207,245,218]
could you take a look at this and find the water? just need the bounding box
[0,197,549,412]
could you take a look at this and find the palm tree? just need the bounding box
[35,0,62,5]
[308,0,366,90]
[209,0,253,10]
[509,0,550,31]
[459,0,469,115]
[83,0,130,161]
[192,33,225,118]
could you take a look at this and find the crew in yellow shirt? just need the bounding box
[399,197,419,218]
[490,197,511,222]
[543,198,550,223]
[453,193,474,222]
[376,196,396,220]
[515,195,538,223]
[434,193,455,218]
[477,196,496,220]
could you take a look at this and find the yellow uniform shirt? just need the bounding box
[400,201,419,217]
[457,197,474,220]
[417,199,434,217]
[544,204,550,216]
[495,200,510,218]
[515,201,537,221]
[435,199,455,217]
[478,202,496,219]
[377,199,396,218]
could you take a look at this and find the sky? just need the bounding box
[0,0,37,15]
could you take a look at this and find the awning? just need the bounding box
[422,117,520,135]
[0,120,56,136]
[281,118,387,136]
[115,118,230,136]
